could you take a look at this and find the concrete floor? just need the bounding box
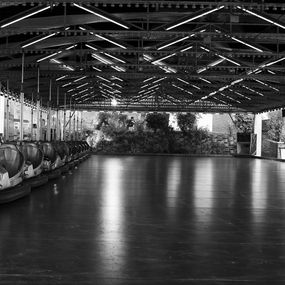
[1,155,285,284]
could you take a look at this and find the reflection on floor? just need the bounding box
[1,156,285,284]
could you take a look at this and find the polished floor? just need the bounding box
[1,155,285,284]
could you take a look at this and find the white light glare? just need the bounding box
[111,98,118,106]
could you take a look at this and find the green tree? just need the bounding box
[177,113,197,134]
[145,113,169,133]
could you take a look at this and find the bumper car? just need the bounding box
[20,142,48,189]
[52,141,70,174]
[0,144,31,204]
[67,142,80,168]
[39,142,62,180]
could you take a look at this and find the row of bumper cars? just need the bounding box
[0,144,31,204]
[0,140,90,204]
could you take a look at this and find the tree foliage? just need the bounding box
[266,111,283,141]
[233,113,254,133]
[145,113,169,132]
[177,113,197,134]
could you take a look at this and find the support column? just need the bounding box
[36,67,41,141]
[63,93,66,141]
[47,79,52,142]
[31,92,34,140]
[73,104,76,140]
[0,82,4,141]
[56,86,60,141]
[254,113,262,157]
[20,52,25,141]
[5,79,10,141]
[69,98,72,141]
[76,109,79,140]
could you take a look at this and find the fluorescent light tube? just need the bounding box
[237,6,285,30]
[158,36,190,50]
[73,3,129,30]
[166,6,224,30]
[73,76,87,82]
[86,44,98,51]
[1,5,51,28]
[103,52,126,63]
[56,75,67,81]
[180,46,193,52]
[96,75,111,83]
[231,37,263,52]
[37,51,61,62]
[92,66,102,72]
[22,32,57,48]
[95,34,127,49]
[153,53,176,64]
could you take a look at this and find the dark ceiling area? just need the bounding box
[0,0,284,113]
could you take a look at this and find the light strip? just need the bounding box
[62,82,72,87]
[103,52,126,63]
[199,77,212,84]
[76,82,89,89]
[92,66,102,72]
[51,59,61,64]
[86,44,98,51]
[143,76,156,83]
[191,84,201,90]
[158,36,190,50]
[230,90,251,100]
[153,53,176,64]
[166,6,224,30]
[152,77,166,84]
[253,78,279,91]
[96,75,111,83]
[73,3,129,30]
[218,55,240,66]
[231,37,263,52]
[177,78,189,85]
[220,93,241,104]
[180,46,193,52]
[112,76,123,82]
[264,57,285,67]
[74,76,87,82]
[56,75,67,81]
[37,51,61,62]
[237,6,285,31]
[95,34,127,49]
[1,5,51,28]
[65,44,77,50]
[172,84,193,95]
[22,32,57,48]
[242,85,264,96]
[92,54,112,64]
[268,70,276,74]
